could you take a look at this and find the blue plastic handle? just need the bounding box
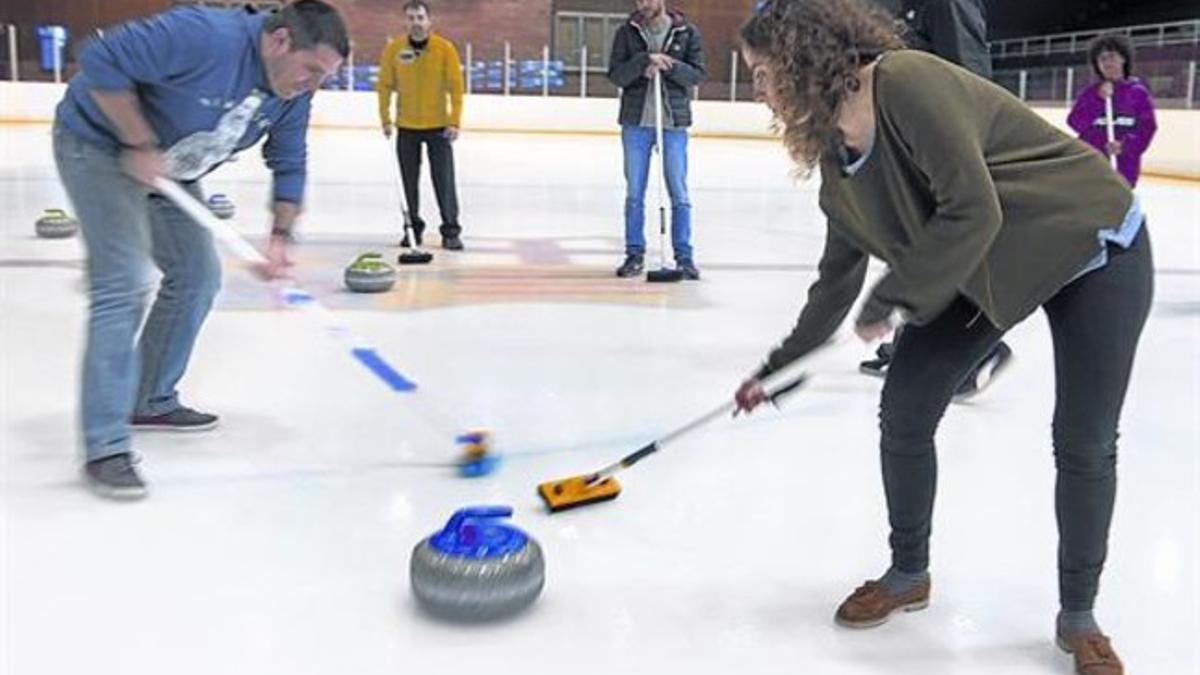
[439,505,514,537]
[428,505,527,558]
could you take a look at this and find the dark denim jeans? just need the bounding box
[880,227,1153,611]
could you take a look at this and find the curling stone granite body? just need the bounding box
[35,209,78,238]
[410,506,544,621]
[344,253,397,293]
[207,194,235,220]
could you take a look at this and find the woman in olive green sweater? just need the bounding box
[733,1,1151,672]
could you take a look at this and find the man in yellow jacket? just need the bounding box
[376,0,465,250]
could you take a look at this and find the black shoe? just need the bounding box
[131,405,219,432]
[859,343,895,378]
[83,453,147,500]
[615,254,644,278]
[677,259,700,280]
[954,342,1014,401]
[400,218,426,248]
[442,234,464,251]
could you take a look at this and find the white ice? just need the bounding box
[2,124,1198,674]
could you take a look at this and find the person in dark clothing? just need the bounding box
[607,0,706,280]
[735,2,1149,672]
[898,0,991,77]
[858,0,1011,399]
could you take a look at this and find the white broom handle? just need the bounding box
[154,178,267,265]
[659,336,845,449]
[585,336,843,483]
[387,135,421,248]
[654,69,665,205]
[654,68,667,265]
[153,178,351,335]
[388,134,413,221]
[1104,91,1118,171]
[152,177,434,395]
[151,178,487,444]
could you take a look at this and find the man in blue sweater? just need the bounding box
[53,0,349,499]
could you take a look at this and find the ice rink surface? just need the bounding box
[2,124,1197,674]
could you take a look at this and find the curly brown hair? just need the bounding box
[741,0,904,176]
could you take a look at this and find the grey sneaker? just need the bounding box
[131,405,219,432]
[83,453,147,500]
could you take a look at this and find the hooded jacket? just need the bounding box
[606,10,706,128]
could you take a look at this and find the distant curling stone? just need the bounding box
[411,506,545,621]
[207,193,236,220]
[456,430,499,477]
[35,209,78,239]
[344,253,397,293]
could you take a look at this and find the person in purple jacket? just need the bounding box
[54,1,348,499]
[1068,33,1158,187]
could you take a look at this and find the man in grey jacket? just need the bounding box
[607,0,706,280]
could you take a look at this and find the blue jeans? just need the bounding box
[621,125,692,261]
[53,125,222,462]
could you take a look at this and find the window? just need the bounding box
[553,12,626,72]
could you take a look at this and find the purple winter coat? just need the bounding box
[1067,78,1157,186]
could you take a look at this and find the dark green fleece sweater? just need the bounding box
[760,49,1133,376]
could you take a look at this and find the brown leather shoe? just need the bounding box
[1056,632,1124,675]
[834,578,931,628]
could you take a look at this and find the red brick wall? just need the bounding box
[680,0,758,97]
[342,0,553,66]
[1,0,167,79]
[1,0,754,94]
[343,0,756,87]
[0,0,164,27]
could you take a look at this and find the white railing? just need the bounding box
[6,24,16,82]
[991,19,1200,59]
[994,61,1198,109]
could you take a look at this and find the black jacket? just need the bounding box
[606,11,706,128]
[883,0,991,78]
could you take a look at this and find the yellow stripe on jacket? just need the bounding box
[376,33,464,130]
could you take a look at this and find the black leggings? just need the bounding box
[396,128,460,236]
[880,226,1153,611]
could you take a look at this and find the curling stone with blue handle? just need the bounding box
[410,506,544,621]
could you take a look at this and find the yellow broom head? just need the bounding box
[536,474,621,513]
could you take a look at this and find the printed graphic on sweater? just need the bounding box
[164,90,265,180]
[1089,115,1136,129]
